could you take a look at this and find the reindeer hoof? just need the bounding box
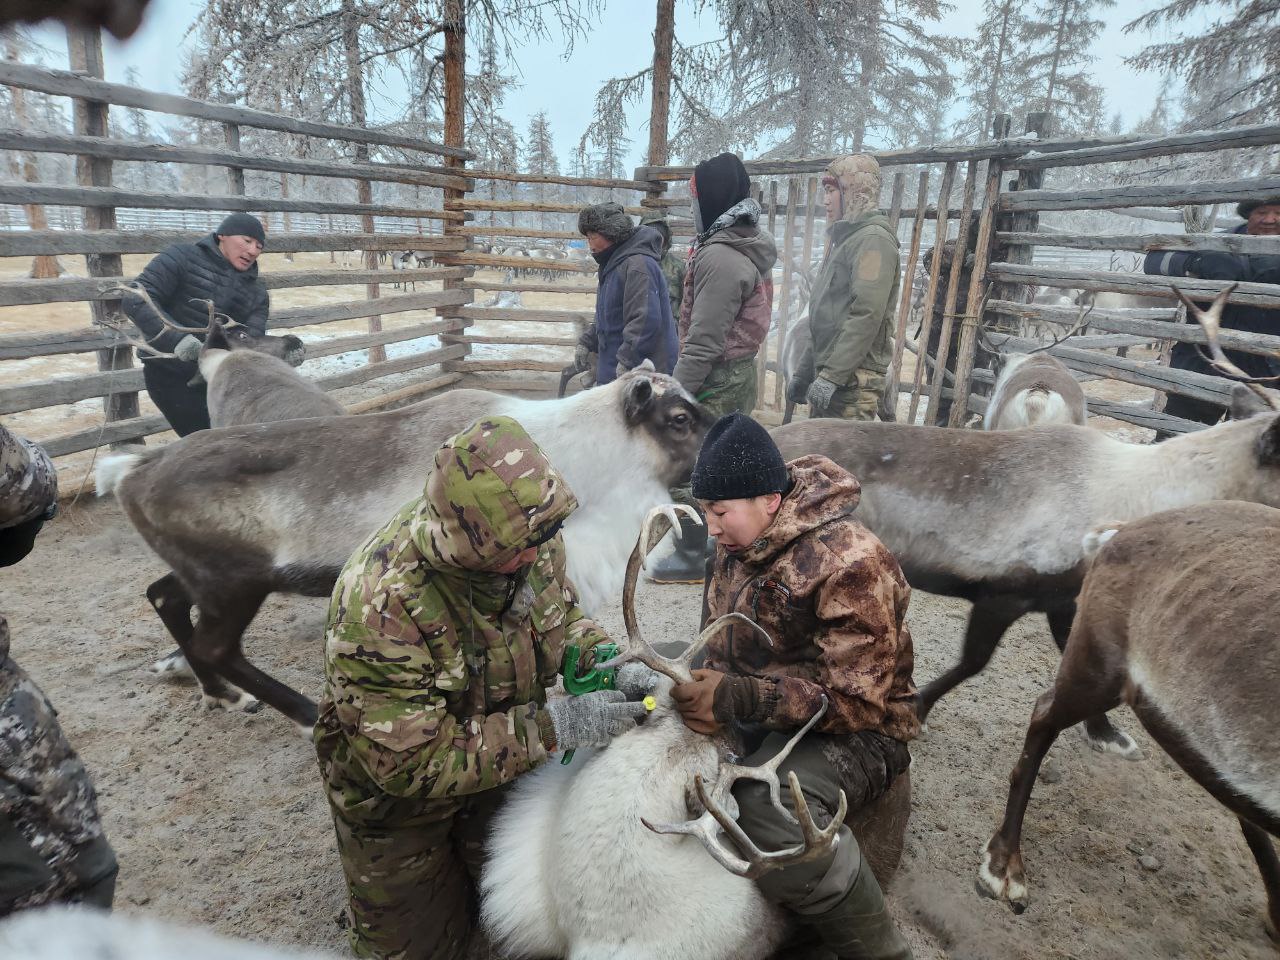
[295,722,316,741]
[976,843,1029,913]
[148,649,194,679]
[1079,724,1142,760]
[201,688,261,713]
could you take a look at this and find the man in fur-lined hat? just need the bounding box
[788,155,900,421]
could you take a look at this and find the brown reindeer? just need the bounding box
[977,500,1280,940]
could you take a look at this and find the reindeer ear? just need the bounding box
[637,358,655,372]
[1230,384,1271,420]
[623,376,655,424]
[1257,415,1280,466]
[204,321,230,352]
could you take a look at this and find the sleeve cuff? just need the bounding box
[535,708,558,752]
[712,675,775,723]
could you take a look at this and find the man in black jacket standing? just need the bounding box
[1145,197,1280,432]
[123,213,270,436]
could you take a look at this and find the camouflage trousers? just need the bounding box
[814,369,888,422]
[696,354,759,419]
[324,781,510,960]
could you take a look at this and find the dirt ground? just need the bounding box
[1,490,1275,960]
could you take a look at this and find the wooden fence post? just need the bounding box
[1000,112,1051,313]
[66,25,139,436]
[923,159,979,424]
[439,0,471,374]
[907,161,956,422]
[886,170,929,400]
[773,178,799,409]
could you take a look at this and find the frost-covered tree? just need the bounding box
[954,0,1043,141]
[524,111,559,228]
[1023,0,1113,135]
[1126,0,1280,128]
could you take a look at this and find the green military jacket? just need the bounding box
[806,212,901,386]
[315,416,607,809]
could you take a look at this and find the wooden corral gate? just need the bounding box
[3,30,1280,493]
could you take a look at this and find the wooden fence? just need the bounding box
[4,31,1279,487]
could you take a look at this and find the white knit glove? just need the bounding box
[805,376,838,410]
[174,334,202,362]
[615,662,660,701]
[546,690,647,750]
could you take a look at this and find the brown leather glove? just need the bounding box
[712,674,764,723]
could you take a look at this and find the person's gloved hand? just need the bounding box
[786,375,812,405]
[174,334,202,363]
[616,360,632,379]
[546,689,647,750]
[574,342,591,372]
[615,662,660,701]
[805,376,839,411]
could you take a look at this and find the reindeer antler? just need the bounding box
[95,283,213,357]
[642,697,848,879]
[600,504,773,686]
[1024,301,1094,356]
[1173,284,1280,411]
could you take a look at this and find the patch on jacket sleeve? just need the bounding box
[856,248,883,282]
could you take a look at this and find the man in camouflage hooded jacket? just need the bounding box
[789,154,901,421]
[672,413,916,960]
[315,416,647,960]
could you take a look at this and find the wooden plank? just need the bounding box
[0,59,471,159]
[438,252,595,273]
[925,159,979,425]
[40,413,170,458]
[0,231,466,257]
[271,288,471,329]
[463,279,597,295]
[462,375,558,393]
[908,161,957,421]
[1012,122,1280,171]
[1001,174,1280,213]
[0,182,462,223]
[1083,397,1206,434]
[0,267,467,306]
[997,231,1280,255]
[451,198,646,216]
[1036,345,1235,403]
[303,318,467,358]
[987,298,1280,355]
[312,343,467,391]
[346,372,462,413]
[0,366,145,415]
[986,263,1280,308]
[774,179,799,408]
[887,170,929,393]
[460,226,581,239]
[461,359,566,373]
[0,128,471,190]
[462,334,576,346]
[886,171,906,231]
[463,168,659,191]
[458,306,593,324]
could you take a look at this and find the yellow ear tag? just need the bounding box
[643,696,657,712]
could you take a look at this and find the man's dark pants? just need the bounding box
[143,358,210,436]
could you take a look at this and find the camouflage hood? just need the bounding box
[0,424,57,531]
[823,154,881,223]
[739,455,862,565]
[415,416,578,574]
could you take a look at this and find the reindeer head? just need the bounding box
[619,363,716,487]
[202,316,306,368]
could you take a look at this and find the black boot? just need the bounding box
[800,856,913,960]
[645,514,709,585]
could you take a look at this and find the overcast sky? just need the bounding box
[32,0,1207,172]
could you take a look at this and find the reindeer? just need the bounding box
[771,286,1280,757]
[977,500,1280,941]
[99,285,335,429]
[980,309,1091,431]
[94,366,713,729]
[480,507,908,960]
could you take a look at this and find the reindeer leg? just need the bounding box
[145,573,248,709]
[917,596,1029,725]
[1239,819,1280,942]
[191,591,319,732]
[1046,605,1140,760]
[978,624,1124,913]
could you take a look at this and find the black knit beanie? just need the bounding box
[578,202,636,244]
[693,152,751,230]
[691,413,790,502]
[216,213,266,245]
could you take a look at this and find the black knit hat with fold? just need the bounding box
[691,413,790,501]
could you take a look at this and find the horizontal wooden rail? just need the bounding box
[998,231,1280,254]
[304,318,467,359]
[345,372,462,413]
[0,128,471,192]
[271,288,471,329]
[0,182,463,223]
[461,226,582,240]
[1083,397,1206,434]
[988,299,1280,356]
[1009,341,1235,403]
[462,168,661,191]
[438,252,595,273]
[986,263,1280,308]
[41,413,170,457]
[463,279,597,295]
[1000,174,1280,213]
[1,366,144,414]
[0,231,466,257]
[461,334,576,346]
[0,267,467,307]
[312,343,466,390]
[0,59,471,159]
[1010,122,1280,171]
[449,198,646,216]
[458,306,593,324]
[460,358,566,373]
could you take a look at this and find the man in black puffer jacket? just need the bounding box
[123,213,270,435]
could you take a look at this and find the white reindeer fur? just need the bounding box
[984,354,1084,431]
[0,906,337,960]
[481,681,789,960]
